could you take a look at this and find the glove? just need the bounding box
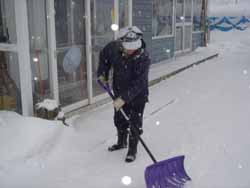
[98,75,108,85]
[138,127,143,135]
[113,97,125,111]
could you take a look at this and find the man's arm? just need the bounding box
[97,44,112,81]
[120,56,150,103]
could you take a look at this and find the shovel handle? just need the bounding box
[97,79,157,163]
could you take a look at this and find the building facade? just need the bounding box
[0,0,208,116]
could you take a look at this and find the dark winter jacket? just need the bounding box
[97,39,150,104]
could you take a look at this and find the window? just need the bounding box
[193,0,204,31]
[91,0,114,97]
[0,51,22,113]
[185,0,192,22]
[152,0,174,37]
[27,0,52,106]
[119,0,129,28]
[176,0,184,23]
[0,0,21,113]
[0,0,16,43]
[55,0,88,106]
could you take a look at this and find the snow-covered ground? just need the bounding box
[1,28,250,187]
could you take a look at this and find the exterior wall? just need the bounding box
[133,0,206,64]
[192,32,205,50]
[152,37,175,64]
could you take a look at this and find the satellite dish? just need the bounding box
[63,46,81,73]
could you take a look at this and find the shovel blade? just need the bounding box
[145,155,191,188]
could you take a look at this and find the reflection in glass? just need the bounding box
[184,26,192,50]
[55,0,87,106]
[0,51,22,113]
[27,0,51,107]
[57,47,87,106]
[119,0,129,28]
[175,26,183,51]
[152,0,173,37]
[185,0,192,22]
[176,0,184,23]
[0,0,16,43]
[193,0,203,31]
[91,0,114,97]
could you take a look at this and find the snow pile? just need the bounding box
[36,99,58,111]
[0,111,63,166]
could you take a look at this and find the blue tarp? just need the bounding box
[209,16,250,31]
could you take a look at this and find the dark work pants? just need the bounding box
[114,101,146,135]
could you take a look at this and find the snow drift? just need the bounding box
[0,111,63,166]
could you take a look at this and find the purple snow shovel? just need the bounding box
[98,80,191,188]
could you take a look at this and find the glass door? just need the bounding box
[54,0,88,107]
[175,0,184,52]
[91,0,115,97]
[175,0,192,53]
[91,0,131,99]
[0,0,33,115]
[119,0,131,28]
[0,0,21,113]
[184,0,192,51]
[46,0,132,110]
[27,0,52,109]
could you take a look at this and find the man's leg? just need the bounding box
[108,106,129,151]
[125,102,146,162]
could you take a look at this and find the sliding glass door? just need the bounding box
[0,0,33,115]
[91,0,115,97]
[54,0,88,107]
[175,0,192,53]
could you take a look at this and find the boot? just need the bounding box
[108,130,128,151]
[125,134,139,162]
